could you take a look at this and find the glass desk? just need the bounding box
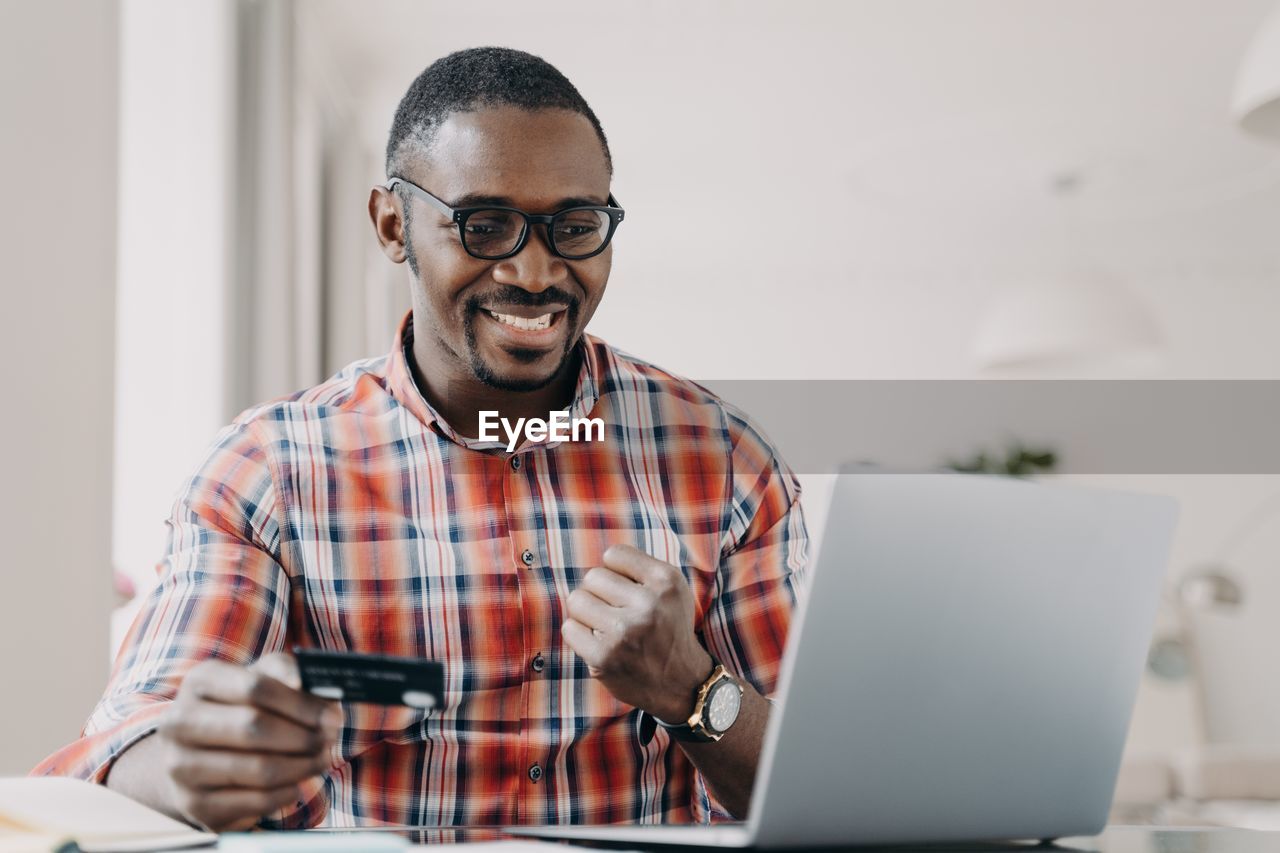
[286,826,1280,852]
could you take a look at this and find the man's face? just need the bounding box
[398,106,613,393]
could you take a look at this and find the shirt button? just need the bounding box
[532,654,545,673]
[510,455,521,471]
[521,549,535,567]
[528,763,543,783]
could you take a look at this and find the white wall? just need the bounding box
[0,0,118,773]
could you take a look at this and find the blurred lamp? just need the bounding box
[1178,568,1244,611]
[1232,1,1280,142]
[1144,489,1280,741]
[1147,566,1245,741]
[972,267,1165,374]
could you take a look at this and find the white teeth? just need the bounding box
[489,311,553,331]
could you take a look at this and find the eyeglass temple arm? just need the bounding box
[387,177,457,219]
[392,176,622,217]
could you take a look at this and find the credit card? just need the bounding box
[294,648,444,709]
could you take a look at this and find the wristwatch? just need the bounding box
[656,660,744,742]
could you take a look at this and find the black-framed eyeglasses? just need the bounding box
[387,176,625,261]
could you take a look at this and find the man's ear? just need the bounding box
[368,185,407,264]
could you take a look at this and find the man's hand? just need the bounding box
[109,652,341,832]
[563,544,773,818]
[562,544,713,722]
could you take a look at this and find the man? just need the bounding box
[36,47,807,831]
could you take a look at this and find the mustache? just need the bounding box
[466,286,579,312]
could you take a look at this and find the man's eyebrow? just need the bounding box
[448,193,609,209]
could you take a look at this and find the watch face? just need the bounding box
[705,680,741,733]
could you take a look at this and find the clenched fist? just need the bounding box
[562,544,714,723]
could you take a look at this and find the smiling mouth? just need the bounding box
[486,310,556,331]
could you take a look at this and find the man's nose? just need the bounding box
[491,224,568,293]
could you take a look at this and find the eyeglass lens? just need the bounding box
[463,209,612,259]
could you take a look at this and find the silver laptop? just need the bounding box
[511,471,1178,848]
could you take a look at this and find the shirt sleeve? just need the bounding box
[703,409,808,698]
[692,409,809,823]
[30,419,329,828]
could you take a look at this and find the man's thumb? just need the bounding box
[249,650,303,690]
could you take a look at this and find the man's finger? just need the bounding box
[170,747,331,791]
[601,544,666,584]
[185,783,302,833]
[249,651,302,690]
[250,653,345,736]
[166,700,330,755]
[566,589,620,633]
[580,566,643,607]
[186,659,337,732]
[561,619,607,669]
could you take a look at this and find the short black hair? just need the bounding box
[385,46,613,178]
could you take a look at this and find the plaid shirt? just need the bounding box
[34,313,808,828]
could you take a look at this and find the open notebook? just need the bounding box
[0,777,215,852]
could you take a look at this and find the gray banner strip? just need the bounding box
[695,380,1280,474]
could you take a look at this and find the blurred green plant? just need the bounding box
[946,443,1058,478]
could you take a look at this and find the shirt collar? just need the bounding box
[386,310,602,452]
